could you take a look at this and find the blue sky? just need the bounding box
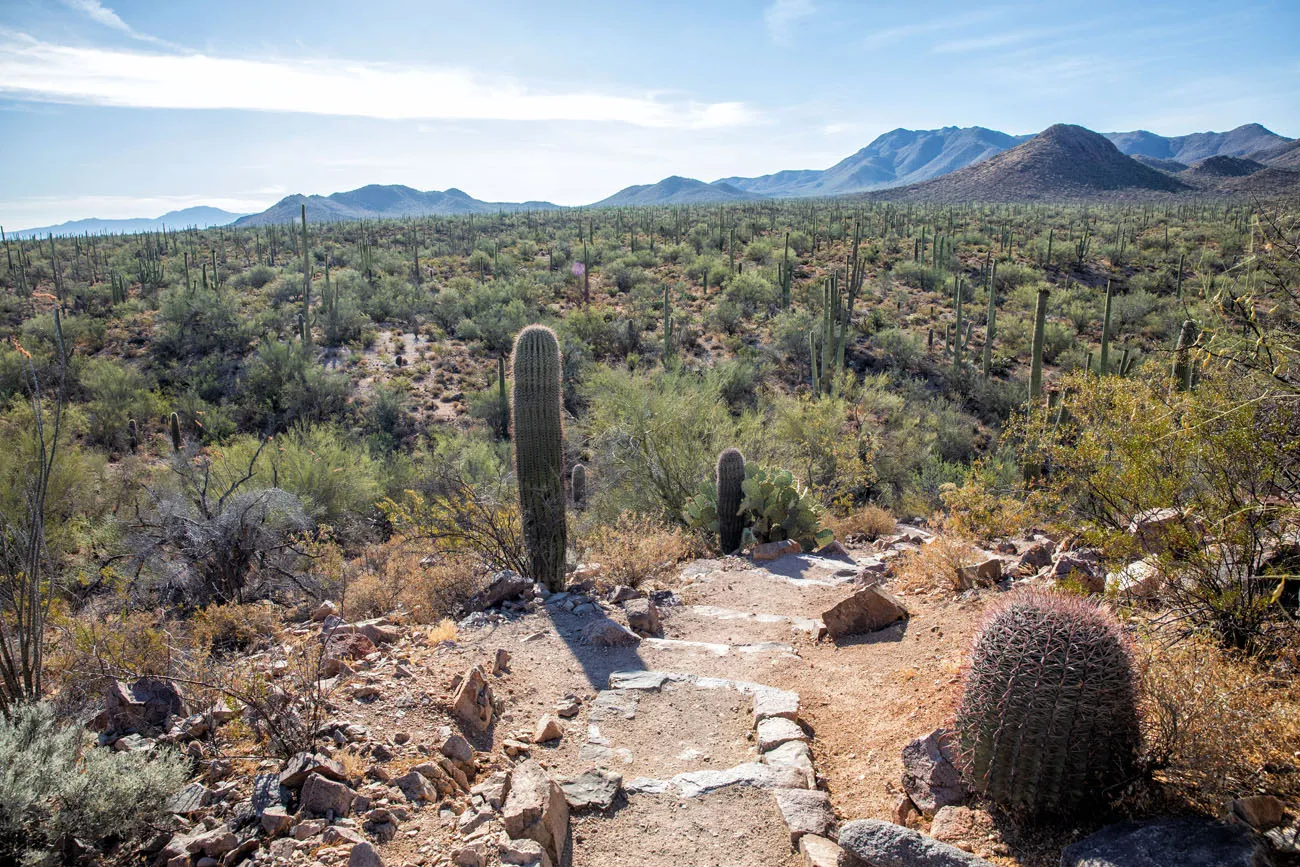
[1,0,1297,228]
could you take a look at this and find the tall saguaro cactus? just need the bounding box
[1098,279,1114,375]
[300,204,312,347]
[716,448,746,555]
[169,411,182,453]
[1173,319,1197,392]
[1029,288,1049,403]
[511,325,567,591]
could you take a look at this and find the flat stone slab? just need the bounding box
[625,762,810,799]
[773,788,836,846]
[799,834,847,867]
[559,768,622,811]
[641,637,796,656]
[690,605,824,635]
[762,740,815,788]
[757,717,808,751]
[753,688,801,724]
[839,819,994,867]
[608,670,670,691]
[1060,817,1270,867]
[589,690,639,721]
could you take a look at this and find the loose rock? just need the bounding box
[773,788,835,846]
[582,619,641,647]
[452,665,495,733]
[558,768,622,811]
[821,586,908,639]
[623,598,662,637]
[1060,817,1268,867]
[900,729,967,817]
[502,760,569,865]
[838,819,993,867]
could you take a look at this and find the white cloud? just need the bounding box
[930,28,1061,54]
[0,34,755,129]
[59,0,177,48]
[764,0,815,44]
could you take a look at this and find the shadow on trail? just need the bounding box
[829,618,910,647]
[540,603,649,693]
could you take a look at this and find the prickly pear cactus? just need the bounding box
[955,590,1140,814]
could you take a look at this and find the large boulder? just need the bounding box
[821,586,908,639]
[1049,550,1105,593]
[1127,508,1201,555]
[298,772,356,818]
[465,570,532,613]
[131,677,187,728]
[280,752,347,788]
[956,558,1002,589]
[502,760,569,866]
[452,666,495,733]
[623,598,662,637]
[1060,817,1269,867]
[900,729,968,817]
[838,819,994,867]
[582,619,641,648]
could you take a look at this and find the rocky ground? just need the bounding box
[101,526,1294,867]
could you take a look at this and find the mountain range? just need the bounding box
[11,123,1296,233]
[231,185,559,227]
[10,206,247,239]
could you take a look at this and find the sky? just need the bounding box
[1,0,1297,229]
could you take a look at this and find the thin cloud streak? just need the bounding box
[764,0,815,44]
[59,0,180,48]
[0,34,755,129]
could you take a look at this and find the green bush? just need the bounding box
[684,463,832,551]
[0,703,187,863]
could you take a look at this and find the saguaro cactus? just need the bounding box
[571,463,587,510]
[169,411,182,452]
[128,418,138,454]
[1099,279,1114,375]
[511,325,567,591]
[716,448,746,555]
[1029,288,1049,403]
[955,591,1140,815]
[1173,319,1197,392]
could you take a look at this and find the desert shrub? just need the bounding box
[220,424,383,533]
[892,262,943,293]
[724,271,777,315]
[79,359,164,452]
[870,328,922,370]
[769,391,878,504]
[577,513,694,588]
[345,541,485,622]
[1013,371,1300,653]
[237,339,350,435]
[771,307,817,358]
[890,529,985,593]
[0,702,187,864]
[1138,632,1300,809]
[582,365,737,521]
[708,357,762,412]
[192,602,281,655]
[826,504,896,540]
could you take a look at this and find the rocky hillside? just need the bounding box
[592,176,759,206]
[868,124,1191,203]
[234,186,560,226]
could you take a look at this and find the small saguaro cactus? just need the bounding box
[1173,319,1197,392]
[511,325,567,592]
[127,418,138,454]
[169,411,182,453]
[955,591,1140,815]
[716,448,746,555]
[570,463,587,510]
[1029,288,1049,403]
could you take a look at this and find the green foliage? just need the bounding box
[0,702,188,863]
[738,466,833,550]
[80,359,163,453]
[956,591,1140,814]
[237,339,349,435]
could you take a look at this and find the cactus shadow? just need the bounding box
[541,607,650,692]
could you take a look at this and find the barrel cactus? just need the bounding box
[571,463,587,510]
[955,590,1140,814]
[511,325,567,592]
[716,448,746,555]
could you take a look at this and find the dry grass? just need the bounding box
[192,602,281,655]
[345,540,486,623]
[1137,630,1300,809]
[826,504,897,541]
[576,513,697,588]
[890,530,987,594]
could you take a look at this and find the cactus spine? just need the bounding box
[169,411,182,452]
[1029,288,1049,403]
[571,463,587,510]
[511,325,567,591]
[716,448,746,555]
[956,591,1140,814]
